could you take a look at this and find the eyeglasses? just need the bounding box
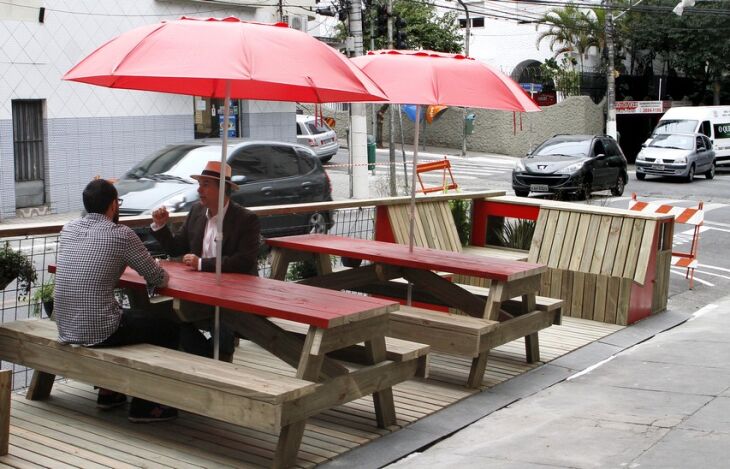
[117,198,123,207]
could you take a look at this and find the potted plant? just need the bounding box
[0,242,36,298]
[31,279,54,318]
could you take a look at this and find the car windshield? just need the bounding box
[305,120,331,134]
[654,119,698,134]
[124,145,221,182]
[648,134,694,150]
[533,139,591,158]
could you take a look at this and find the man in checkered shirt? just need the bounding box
[55,179,179,422]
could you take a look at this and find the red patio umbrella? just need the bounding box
[63,16,388,358]
[351,50,540,252]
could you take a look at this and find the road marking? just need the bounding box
[688,303,718,321]
[670,268,714,286]
[566,355,617,381]
[688,268,730,281]
[697,264,730,274]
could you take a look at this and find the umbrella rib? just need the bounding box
[110,23,167,75]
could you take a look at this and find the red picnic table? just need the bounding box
[44,260,428,465]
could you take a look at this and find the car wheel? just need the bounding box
[611,174,626,196]
[706,162,716,180]
[685,164,695,183]
[307,212,329,234]
[636,172,646,181]
[515,190,529,197]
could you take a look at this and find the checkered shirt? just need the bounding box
[55,213,169,345]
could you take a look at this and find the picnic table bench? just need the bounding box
[0,261,429,468]
[268,234,562,388]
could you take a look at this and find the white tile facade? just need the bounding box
[0,1,299,218]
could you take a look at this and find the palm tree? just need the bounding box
[536,4,605,73]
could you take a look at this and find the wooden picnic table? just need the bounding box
[267,234,557,388]
[267,234,547,321]
[40,260,426,467]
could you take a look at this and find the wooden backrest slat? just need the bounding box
[600,217,625,276]
[557,212,581,270]
[622,219,646,281]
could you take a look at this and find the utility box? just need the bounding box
[367,134,376,171]
[464,113,476,135]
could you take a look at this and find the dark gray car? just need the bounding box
[512,134,628,198]
[116,140,334,253]
[635,133,715,182]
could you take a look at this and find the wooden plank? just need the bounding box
[527,209,550,263]
[568,213,592,271]
[623,219,647,281]
[611,218,635,277]
[604,276,621,325]
[633,220,658,285]
[0,369,8,456]
[589,216,613,274]
[570,272,585,317]
[600,217,624,276]
[560,270,573,317]
[616,278,633,326]
[557,212,581,270]
[549,269,563,306]
[485,195,675,220]
[438,201,463,252]
[582,273,597,322]
[579,214,602,273]
[592,276,608,322]
[537,210,560,265]
[547,211,571,267]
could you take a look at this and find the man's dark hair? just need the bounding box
[83,179,118,214]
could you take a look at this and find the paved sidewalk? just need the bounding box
[322,290,730,469]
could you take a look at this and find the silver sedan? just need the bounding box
[635,133,716,182]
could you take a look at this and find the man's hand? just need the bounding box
[182,253,200,270]
[152,206,169,226]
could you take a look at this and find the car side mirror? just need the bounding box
[595,153,606,159]
[231,175,247,185]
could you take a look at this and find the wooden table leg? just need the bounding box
[522,292,540,363]
[269,248,293,281]
[364,336,397,428]
[467,353,488,389]
[274,327,327,468]
[484,281,506,321]
[25,370,55,400]
[0,369,10,456]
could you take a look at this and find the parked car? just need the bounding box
[635,133,715,182]
[296,114,339,163]
[116,140,334,254]
[512,134,628,198]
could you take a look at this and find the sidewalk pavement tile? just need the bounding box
[320,428,438,469]
[598,310,689,348]
[549,340,623,372]
[678,396,730,433]
[630,428,730,469]
[391,452,567,469]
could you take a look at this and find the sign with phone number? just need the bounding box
[714,123,730,139]
[615,100,664,114]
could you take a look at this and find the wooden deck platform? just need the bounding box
[1,317,622,468]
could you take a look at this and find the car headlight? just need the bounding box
[514,159,526,171]
[636,151,646,161]
[674,156,687,164]
[161,194,188,212]
[557,162,584,174]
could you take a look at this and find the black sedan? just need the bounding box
[512,134,628,198]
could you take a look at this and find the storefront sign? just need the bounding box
[615,100,664,114]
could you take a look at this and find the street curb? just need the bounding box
[319,307,692,469]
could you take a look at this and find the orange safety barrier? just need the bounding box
[629,193,704,289]
[416,157,458,194]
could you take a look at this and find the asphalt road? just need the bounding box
[326,147,730,303]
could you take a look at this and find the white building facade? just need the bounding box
[0,0,314,219]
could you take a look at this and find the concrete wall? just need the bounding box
[314,96,605,157]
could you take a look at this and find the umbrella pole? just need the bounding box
[407,105,421,254]
[213,81,232,361]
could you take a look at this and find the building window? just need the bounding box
[12,100,45,183]
[194,97,241,139]
[459,17,486,28]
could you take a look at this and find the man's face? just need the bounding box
[197,178,222,212]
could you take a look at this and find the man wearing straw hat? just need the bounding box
[151,161,261,361]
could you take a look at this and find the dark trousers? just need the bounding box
[97,308,180,349]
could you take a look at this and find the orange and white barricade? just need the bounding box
[629,193,704,289]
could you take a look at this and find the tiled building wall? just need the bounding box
[0,0,296,220]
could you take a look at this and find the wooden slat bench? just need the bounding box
[389,304,560,387]
[0,316,428,468]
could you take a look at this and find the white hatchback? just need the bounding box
[296,114,339,163]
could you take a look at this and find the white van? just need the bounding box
[652,106,730,167]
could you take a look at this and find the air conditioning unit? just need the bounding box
[288,15,308,32]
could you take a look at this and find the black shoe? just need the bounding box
[128,399,178,423]
[96,389,127,410]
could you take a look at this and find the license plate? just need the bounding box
[651,164,664,170]
[530,184,550,192]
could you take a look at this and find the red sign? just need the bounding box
[615,100,664,114]
[535,92,557,106]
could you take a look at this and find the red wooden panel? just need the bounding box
[268,234,545,282]
[374,205,396,243]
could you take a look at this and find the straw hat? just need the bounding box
[191,161,239,191]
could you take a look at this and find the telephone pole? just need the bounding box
[349,0,368,198]
[387,0,397,195]
[605,3,617,140]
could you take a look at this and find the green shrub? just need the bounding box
[449,198,471,246]
[0,242,36,297]
[495,218,536,250]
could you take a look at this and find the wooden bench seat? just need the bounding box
[451,283,563,324]
[0,319,428,468]
[462,245,529,261]
[389,304,560,388]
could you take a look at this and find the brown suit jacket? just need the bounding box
[151,201,260,275]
